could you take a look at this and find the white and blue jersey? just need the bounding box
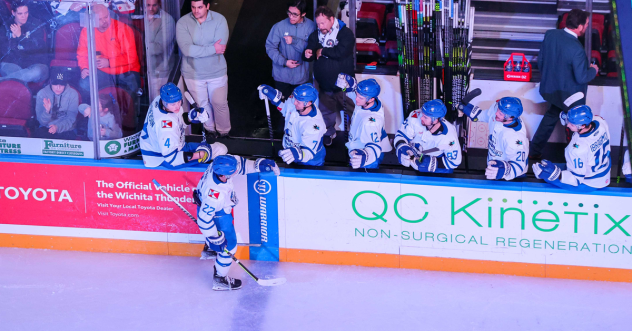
[346,95,392,169]
[466,104,529,180]
[395,111,462,173]
[279,97,327,166]
[140,96,188,168]
[140,96,225,169]
[195,155,257,276]
[561,116,611,189]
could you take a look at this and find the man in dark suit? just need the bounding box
[530,9,599,159]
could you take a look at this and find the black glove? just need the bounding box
[459,88,482,108]
[192,189,202,206]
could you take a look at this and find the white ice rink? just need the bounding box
[1,247,631,331]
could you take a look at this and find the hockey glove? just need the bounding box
[412,155,437,173]
[349,149,367,169]
[533,160,561,182]
[188,107,210,124]
[279,147,301,164]
[485,160,509,180]
[258,84,283,106]
[559,111,568,126]
[192,189,202,206]
[396,144,415,167]
[255,158,281,175]
[336,73,357,91]
[458,88,482,118]
[195,144,212,163]
[205,231,227,253]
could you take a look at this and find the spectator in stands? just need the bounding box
[34,66,79,139]
[50,1,85,26]
[77,4,140,96]
[265,0,316,134]
[176,0,231,138]
[530,9,599,159]
[146,0,176,100]
[78,93,123,141]
[0,1,49,84]
[302,6,355,146]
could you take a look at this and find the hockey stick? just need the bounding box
[263,96,275,147]
[152,179,286,287]
[184,91,207,143]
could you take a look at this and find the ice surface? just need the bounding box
[1,247,631,331]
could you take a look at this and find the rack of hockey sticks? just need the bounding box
[395,0,474,118]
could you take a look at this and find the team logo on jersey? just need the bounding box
[516,140,523,146]
[208,189,220,199]
[411,112,419,118]
[573,143,579,148]
[313,124,320,131]
[161,120,173,128]
[369,117,376,122]
[449,141,455,146]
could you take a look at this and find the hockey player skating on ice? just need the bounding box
[459,94,529,180]
[533,105,612,191]
[194,154,280,290]
[335,74,392,169]
[140,83,227,168]
[258,83,327,166]
[394,99,462,173]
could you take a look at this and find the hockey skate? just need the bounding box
[200,243,218,260]
[213,266,242,291]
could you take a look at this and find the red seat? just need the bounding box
[361,3,386,26]
[51,22,82,68]
[356,43,382,64]
[99,86,134,134]
[559,13,605,46]
[0,79,33,137]
[606,50,618,78]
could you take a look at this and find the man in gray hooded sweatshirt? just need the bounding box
[34,67,79,139]
[265,0,316,133]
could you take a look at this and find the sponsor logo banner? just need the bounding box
[0,133,141,159]
[282,176,632,270]
[0,161,248,236]
[247,172,279,261]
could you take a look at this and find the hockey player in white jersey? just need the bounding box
[394,99,462,173]
[335,75,392,169]
[140,83,227,169]
[533,105,612,191]
[258,83,327,166]
[194,154,280,290]
[459,93,530,180]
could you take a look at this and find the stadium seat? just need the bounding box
[559,13,605,51]
[0,79,33,137]
[357,3,386,40]
[357,11,382,40]
[99,86,134,134]
[606,50,618,77]
[50,22,82,68]
[356,43,382,65]
[385,12,397,41]
[385,40,398,63]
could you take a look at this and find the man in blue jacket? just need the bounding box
[265,0,315,133]
[530,9,599,159]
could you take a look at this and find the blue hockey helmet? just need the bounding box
[212,155,238,176]
[160,83,182,103]
[292,83,318,103]
[356,78,381,99]
[421,99,447,120]
[497,97,523,118]
[567,105,593,126]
